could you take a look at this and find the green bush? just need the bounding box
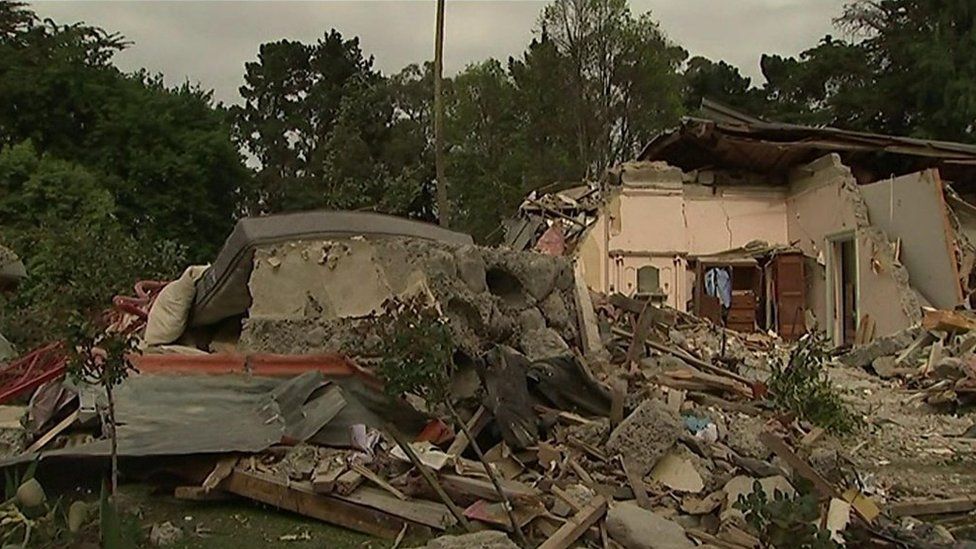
[735,480,839,548]
[373,296,455,406]
[767,334,858,434]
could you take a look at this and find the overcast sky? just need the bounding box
[30,0,848,106]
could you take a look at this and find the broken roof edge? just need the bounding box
[638,101,976,176]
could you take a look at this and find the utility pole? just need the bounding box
[433,0,449,227]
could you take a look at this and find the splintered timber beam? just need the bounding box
[538,495,607,549]
[221,469,423,539]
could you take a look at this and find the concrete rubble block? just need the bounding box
[413,530,519,549]
[518,307,547,333]
[518,327,570,362]
[565,417,611,447]
[149,521,184,546]
[249,239,397,321]
[650,452,705,493]
[540,291,571,329]
[619,161,685,187]
[725,415,769,460]
[838,326,919,368]
[514,254,560,301]
[606,501,695,549]
[454,244,487,293]
[606,398,682,477]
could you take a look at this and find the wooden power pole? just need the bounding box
[433,0,449,227]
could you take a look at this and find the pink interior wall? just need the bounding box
[588,182,789,310]
[683,186,788,254]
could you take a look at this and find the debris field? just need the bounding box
[1,212,976,548]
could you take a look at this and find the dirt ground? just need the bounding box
[826,364,976,503]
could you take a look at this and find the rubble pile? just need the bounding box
[1,214,976,547]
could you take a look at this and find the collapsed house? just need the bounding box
[509,100,976,346]
[0,206,975,546]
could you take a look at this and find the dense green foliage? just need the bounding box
[0,2,215,347]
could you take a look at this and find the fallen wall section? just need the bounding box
[241,237,580,362]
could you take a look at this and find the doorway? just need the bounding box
[827,234,858,347]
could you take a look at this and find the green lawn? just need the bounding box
[118,484,410,549]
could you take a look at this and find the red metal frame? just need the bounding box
[0,342,68,404]
[130,353,384,390]
[0,280,168,405]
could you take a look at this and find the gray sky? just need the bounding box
[30,0,848,106]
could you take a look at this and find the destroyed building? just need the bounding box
[3,110,976,548]
[509,99,976,346]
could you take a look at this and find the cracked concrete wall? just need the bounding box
[683,184,788,254]
[787,153,923,337]
[860,170,963,309]
[857,227,923,336]
[586,161,790,310]
[786,154,864,329]
[240,237,579,362]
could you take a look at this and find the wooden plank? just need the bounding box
[573,261,604,357]
[888,497,976,517]
[221,469,417,539]
[759,433,879,524]
[438,474,541,504]
[656,369,753,400]
[446,406,489,457]
[611,325,752,386]
[624,299,656,372]
[202,456,239,492]
[758,432,837,499]
[923,309,976,333]
[312,460,345,494]
[665,389,686,413]
[351,462,407,501]
[620,457,651,510]
[895,332,935,365]
[923,338,945,375]
[386,422,472,531]
[609,377,627,428]
[538,495,607,549]
[25,409,78,453]
[335,469,364,495]
[335,486,456,530]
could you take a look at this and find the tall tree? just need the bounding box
[538,0,687,176]
[0,2,247,259]
[446,60,527,240]
[752,1,976,141]
[235,31,433,218]
[683,56,768,115]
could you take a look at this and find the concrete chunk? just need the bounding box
[414,531,518,549]
[606,399,681,476]
[606,501,695,549]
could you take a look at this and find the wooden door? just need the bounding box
[773,253,806,340]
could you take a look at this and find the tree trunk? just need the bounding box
[106,383,118,495]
